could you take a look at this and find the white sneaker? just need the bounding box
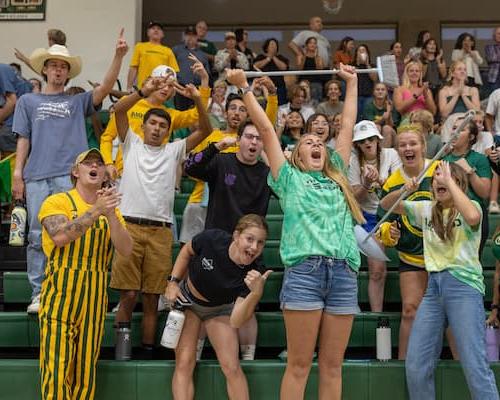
[111,302,120,313]
[158,295,169,311]
[489,201,500,214]
[27,294,41,314]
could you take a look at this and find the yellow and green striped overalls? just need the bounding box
[39,191,114,400]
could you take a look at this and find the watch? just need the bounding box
[237,86,252,97]
[167,275,181,284]
[491,304,499,311]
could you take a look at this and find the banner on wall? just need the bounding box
[0,0,46,21]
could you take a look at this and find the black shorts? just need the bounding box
[399,260,426,273]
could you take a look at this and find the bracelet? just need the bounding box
[167,275,181,284]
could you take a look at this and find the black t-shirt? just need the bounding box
[185,144,271,232]
[254,54,289,90]
[189,229,265,306]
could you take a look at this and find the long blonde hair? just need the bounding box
[290,135,365,224]
[446,60,466,86]
[431,163,469,242]
[402,61,423,89]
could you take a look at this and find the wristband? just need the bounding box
[137,89,146,98]
[167,275,181,284]
[237,86,252,97]
[491,304,499,311]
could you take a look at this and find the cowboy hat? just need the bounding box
[29,44,82,79]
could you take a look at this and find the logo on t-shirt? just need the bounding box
[35,101,71,121]
[224,173,237,186]
[201,257,214,270]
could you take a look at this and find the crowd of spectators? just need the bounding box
[1,16,500,400]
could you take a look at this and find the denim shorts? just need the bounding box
[280,256,360,315]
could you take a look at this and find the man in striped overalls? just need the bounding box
[37,148,132,399]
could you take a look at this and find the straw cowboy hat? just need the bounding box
[29,44,82,79]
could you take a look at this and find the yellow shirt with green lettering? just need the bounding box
[130,42,179,88]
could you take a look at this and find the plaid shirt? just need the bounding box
[485,43,500,83]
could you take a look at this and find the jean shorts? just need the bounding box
[280,256,360,315]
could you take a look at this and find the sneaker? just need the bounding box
[490,201,500,214]
[112,302,120,313]
[27,294,40,314]
[158,295,169,312]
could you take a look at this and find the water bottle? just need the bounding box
[115,321,132,361]
[376,317,392,361]
[161,306,186,349]
[9,201,27,247]
[485,324,499,362]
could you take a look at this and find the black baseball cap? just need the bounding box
[147,21,164,30]
[184,25,197,35]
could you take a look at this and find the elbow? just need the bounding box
[466,211,481,227]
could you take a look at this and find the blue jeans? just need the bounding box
[280,256,360,315]
[25,175,72,298]
[406,270,499,400]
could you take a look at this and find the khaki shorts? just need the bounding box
[110,222,173,294]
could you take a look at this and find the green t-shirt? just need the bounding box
[404,200,485,294]
[362,100,401,127]
[267,154,361,270]
[443,150,492,207]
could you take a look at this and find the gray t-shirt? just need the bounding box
[13,91,96,182]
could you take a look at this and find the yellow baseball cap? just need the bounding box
[71,148,105,185]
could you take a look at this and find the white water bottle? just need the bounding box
[161,307,185,349]
[9,201,27,246]
[376,317,392,361]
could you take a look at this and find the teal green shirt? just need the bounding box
[443,150,492,207]
[267,153,361,270]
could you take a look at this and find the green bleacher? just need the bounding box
[0,177,498,399]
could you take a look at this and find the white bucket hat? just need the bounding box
[353,120,384,142]
[29,44,82,79]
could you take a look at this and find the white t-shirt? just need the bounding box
[348,148,402,214]
[292,30,331,66]
[486,88,500,134]
[119,129,186,223]
[471,131,494,154]
[278,103,315,126]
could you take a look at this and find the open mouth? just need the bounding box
[89,170,98,178]
[311,149,322,159]
[248,147,257,154]
[436,187,447,194]
[404,152,416,162]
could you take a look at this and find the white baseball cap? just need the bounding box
[151,65,177,80]
[353,120,383,142]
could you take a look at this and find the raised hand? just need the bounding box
[336,63,357,83]
[244,270,272,296]
[403,176,419,194]
[215,136,238,151]
[115,28,129,58]
[225,68,249,88]
[174,82,200,99]
[188,53,209,80]
[14,48,29,64]
[362,164,379,186]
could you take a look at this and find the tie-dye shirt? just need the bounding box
[268,152,360,270]
[403,200,484,294]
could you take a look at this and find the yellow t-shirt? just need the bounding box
[100,87,210,174]
[187,130,240,203]
[130,42,180,88]
[38,189,126,272]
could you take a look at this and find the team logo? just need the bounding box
[201,257,214,270]
[224,173,237,186]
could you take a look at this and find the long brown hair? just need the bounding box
[431,163,469,242]
[290,134,365,224]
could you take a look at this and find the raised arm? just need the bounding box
[335,63,358,166]
[113,77,166,141]
[92,28,129,106]
[226,69,285,179]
